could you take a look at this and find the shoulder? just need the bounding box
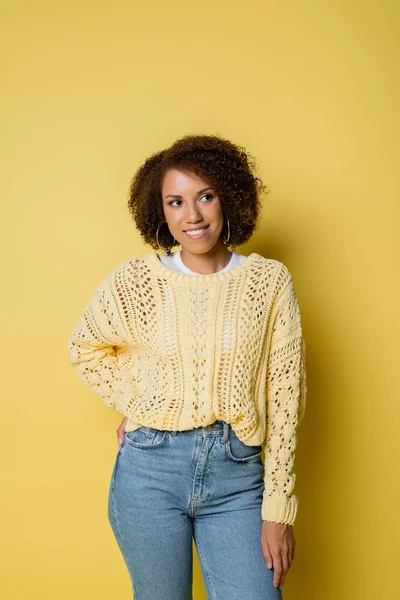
[251,254,297,308]
[252,253,293,284]
[88,253,152,295]
[105,252,154,278]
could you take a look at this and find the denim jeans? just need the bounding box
[108,420,282,600]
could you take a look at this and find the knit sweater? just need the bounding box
[67,251,307,525]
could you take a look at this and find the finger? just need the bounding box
[280,548,290,588]
[262,545,273,570]
[272,554,283,588]
[260,532,273,569]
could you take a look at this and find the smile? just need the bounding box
[184,225,210,239]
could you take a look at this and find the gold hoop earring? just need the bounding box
[156,222,176,255]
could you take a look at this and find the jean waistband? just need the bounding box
[168,420,233,443]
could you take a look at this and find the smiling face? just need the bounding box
[161,169,227,256]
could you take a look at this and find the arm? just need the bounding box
[67,267,133,412]
[261,265,307,525]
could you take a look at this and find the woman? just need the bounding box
[68,134,307,599]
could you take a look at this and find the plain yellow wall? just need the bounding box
[2,1,399,598]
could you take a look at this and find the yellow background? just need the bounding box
[2,1,399,598]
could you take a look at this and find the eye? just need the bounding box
[168,193,213,207]
[200,193,213,201]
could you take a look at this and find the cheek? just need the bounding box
[163,208,180,224]
[206,203,223,221]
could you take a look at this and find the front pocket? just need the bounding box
[124,426,168,449]
[225,434,262,463]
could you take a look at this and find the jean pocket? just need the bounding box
[124,426,168,449]
[224,433,263,463]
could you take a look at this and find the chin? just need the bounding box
[182,242,222,255]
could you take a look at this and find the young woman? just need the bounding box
[68,134,307,599]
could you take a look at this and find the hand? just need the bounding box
[261,520,296,589]
[117,416,128,446]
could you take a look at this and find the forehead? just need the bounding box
[162,169,212,192]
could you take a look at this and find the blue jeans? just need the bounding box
[108,420,282,600]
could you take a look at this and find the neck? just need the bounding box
[145,251,259,286]
[179,246,233,275]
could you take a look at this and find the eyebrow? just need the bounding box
[165,187,214,200]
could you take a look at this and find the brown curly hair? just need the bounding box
[127,133,268,251]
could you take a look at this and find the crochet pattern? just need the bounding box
[68,252,307,524]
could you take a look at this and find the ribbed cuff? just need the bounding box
[261,494,298,525]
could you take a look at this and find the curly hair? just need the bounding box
[127,133,268,251]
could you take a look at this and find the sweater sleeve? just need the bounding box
[67,267,133,412]
[261,265,307,525]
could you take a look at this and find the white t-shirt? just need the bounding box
[159,249,246,275]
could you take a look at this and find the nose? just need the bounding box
[185,203,204,223]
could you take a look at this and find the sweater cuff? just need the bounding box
[261,493,298,525]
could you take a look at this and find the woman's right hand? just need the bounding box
[117,416,128,446]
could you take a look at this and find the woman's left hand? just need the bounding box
[117,416,128,446]
[261,520,296,589]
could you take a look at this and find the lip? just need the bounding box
[183,225,210,239]
[183,225,209,232]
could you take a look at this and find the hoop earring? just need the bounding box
[156,221,176,255]
[223,216,231,246]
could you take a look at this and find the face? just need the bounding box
[161,169,226,255]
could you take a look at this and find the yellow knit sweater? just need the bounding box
[67,251,307,525]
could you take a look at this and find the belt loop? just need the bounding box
[221,421,230,444]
